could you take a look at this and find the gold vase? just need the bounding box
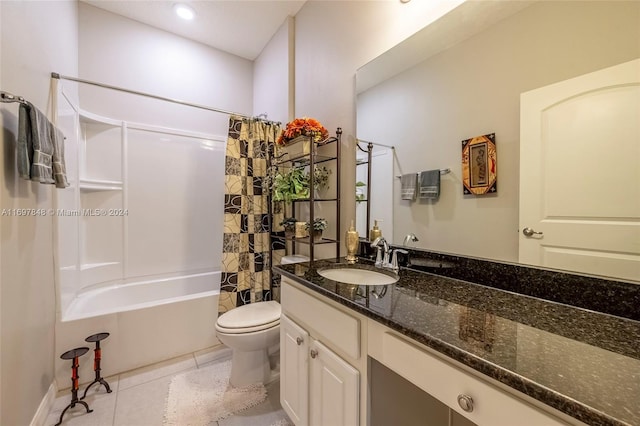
[345,221,359,264]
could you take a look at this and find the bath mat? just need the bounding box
[163,359,267,425]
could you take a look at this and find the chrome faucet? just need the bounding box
[371,237,407,274]
[403,233,419,247]
[370,237,389,268]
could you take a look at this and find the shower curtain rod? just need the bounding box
[51,72,277,123]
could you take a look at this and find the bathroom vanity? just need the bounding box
[274,258,640,426]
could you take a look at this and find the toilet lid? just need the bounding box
[215,319,279,334]
[217,301,281,329]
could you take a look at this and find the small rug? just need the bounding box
[163,359,267,425]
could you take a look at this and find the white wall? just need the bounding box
[357,1,640,262]
[0,1,78,424]
[254,16,294,124]
[78,3,253,136]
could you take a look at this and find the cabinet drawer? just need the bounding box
[370,323,567,426]
[282,279,360,360]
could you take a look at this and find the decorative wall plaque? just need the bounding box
[462,133,497,195]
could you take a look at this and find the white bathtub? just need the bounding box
[61,271,219,322]
[55,272,221,389]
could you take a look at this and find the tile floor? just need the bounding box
[45,346,291,426]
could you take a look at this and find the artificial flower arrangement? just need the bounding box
[276,117,330,146]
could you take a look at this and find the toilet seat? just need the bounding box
[216,301,281,334]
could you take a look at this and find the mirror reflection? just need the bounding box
[356,0,640,282]
[355,141,394,241]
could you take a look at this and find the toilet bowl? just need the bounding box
[215,300,281,387]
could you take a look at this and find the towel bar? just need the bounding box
[396,168,450,179]
[0,91,26,104]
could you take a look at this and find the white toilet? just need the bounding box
[216,255,309,387]
[215,300,281,387]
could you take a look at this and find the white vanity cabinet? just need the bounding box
[280,278,364,426]
[280,275,579,426]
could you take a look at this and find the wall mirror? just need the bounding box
[355,0,640,282]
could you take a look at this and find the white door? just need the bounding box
[309,340,359,426]
[519,58,640,282]
[281,314,309,426]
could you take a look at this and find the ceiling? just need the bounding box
[81,0,307,60]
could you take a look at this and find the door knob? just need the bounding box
[522,227,543,237]
[296,337,304,346]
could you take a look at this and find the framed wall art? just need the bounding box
[462,133,497,195]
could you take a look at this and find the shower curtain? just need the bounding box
[219,115,283,313]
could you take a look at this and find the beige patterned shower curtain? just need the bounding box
[219,116,282,313]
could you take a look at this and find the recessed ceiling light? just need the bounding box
[174,3,195,20]
[400,0,412,3]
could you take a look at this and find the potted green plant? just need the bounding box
[272,167,310,203]
[305,218,328,242]
[279,217,297,238]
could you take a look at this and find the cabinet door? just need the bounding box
[309,340,359,426]
[281,314,309,426]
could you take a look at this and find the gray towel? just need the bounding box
[400,173,417,201]
[51,127,69,188]
[419,170,440,200]
[17,102,68,187]
[17,103,34,180]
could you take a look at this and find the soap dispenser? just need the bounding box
[369,219,382,241]
[345,220,359,264]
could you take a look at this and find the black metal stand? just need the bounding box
[56,347,93,426]
[81,332,112,400]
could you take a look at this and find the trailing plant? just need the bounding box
[356,181,366,203]
[314,166,331,190]
[270,166,331,203]
[272,167,310,203]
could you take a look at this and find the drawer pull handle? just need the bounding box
[296,337,304,346]
[457,394,474,412]
[310,349,318,359]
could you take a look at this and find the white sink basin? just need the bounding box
[317,267,399,286]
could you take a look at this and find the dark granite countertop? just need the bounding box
[274,258,640,426]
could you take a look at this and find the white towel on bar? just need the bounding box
[400,173,418,201]
[419,170,440,200]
